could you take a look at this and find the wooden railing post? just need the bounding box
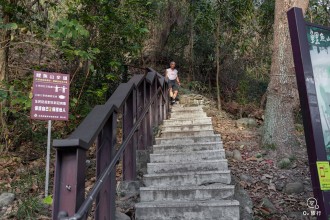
[162,84,166,120]
[137,82,146,150]
[123,89,137,181]
[142,81,148,148]
[52,142,87,219]
[159,84,163,123]
[166,83,169,119]
[145,81,152,147]
[153,80,158,127]
[95,113,117,220]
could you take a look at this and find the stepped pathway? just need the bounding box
[135,104,240,220]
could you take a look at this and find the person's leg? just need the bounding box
[172,83,179,101]
[169,81,174,98]
[173,90,178,100]
[169,88,173,98]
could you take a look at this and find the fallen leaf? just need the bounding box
[268,183,276,191]
[246,157,258,161]
[263,174,273,179]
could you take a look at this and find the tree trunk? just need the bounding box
[262,0,309,160]
[0,15,10,82]
[0,10,11,151]
[215,17,221,111]
[188,14,194,82]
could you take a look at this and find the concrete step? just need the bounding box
[150,150,225,163]
[153,142,223,153]
[170,107,204,112]
[171,106,204,111]
[144,170,231,187]
[135,200,240,220]
[155,134,221,145]
[170,112,206,117]
[140,184,235,202]
[162,124,213,132]
[170,113,207,119]
[161,129,214,138]
[162,117,212,126]
[147,160,228,174]
[170,111,205,117]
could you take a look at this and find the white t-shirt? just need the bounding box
[167,68,178,80]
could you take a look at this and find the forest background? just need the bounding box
[1,0,330,219]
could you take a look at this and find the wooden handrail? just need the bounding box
[52,69,169,220]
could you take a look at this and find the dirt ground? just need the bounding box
[207,108,316,220]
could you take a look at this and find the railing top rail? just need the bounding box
[53,69,165,151]
[146,71,157,84]
[104,82,135,110]
[53,104,116,149]
[53,138,88,150]
[149,68,167,87]
[130,74,145,87]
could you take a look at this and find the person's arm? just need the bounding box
[176,76,181,86]
[165,70,168,80]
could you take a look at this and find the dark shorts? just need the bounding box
[169,80,179,91]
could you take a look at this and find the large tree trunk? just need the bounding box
[262,0,309,160]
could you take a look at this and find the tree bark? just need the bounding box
[215,17,221,111]
[262,0,309,160]
[188,13,194,82]
[0,15,10,82]
[0,8,11,151]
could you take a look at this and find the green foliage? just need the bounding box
[164,0,270,106]
[16,197,45,220]
[10,168,47,219]
[0,20,18,30]
[187,81,210,94]
[43,196,53,205]
[257,0,275,36]
[11,168,45,195]
[307,0,330,26]
[50,19,89,40]
[50,18,100,61]
[263,143,276,151]
[278,159,292,169]
[237,71,269,105]
[0,0,275,154]
[289,155,297,162]
[0,77,56,151]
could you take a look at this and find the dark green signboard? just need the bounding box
[307,25,330,161]
[288,7,330,219]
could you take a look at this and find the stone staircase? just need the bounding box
[135,105,240,220]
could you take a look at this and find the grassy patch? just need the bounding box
[289,155,297,162]
[278,158,292,169]
[278,161,291,169]
[263,143,276,151]
[295,124,304,132]
[16,196,45,220]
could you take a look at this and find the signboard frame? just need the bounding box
[31,71,70,121]
[288,7,330,219]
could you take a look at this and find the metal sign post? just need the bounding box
[45,120,52,197]
[288,7,330,219]
[30,71,70,198]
